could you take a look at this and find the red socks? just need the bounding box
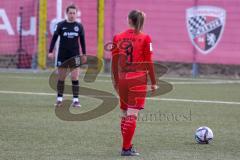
[121,115,137,150]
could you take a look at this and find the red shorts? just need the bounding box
[118,72,147,110]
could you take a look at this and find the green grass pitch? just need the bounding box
[0,71,240,160]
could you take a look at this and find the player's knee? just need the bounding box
[71,76,79,81]
[58,75,66,81]
[57,68,68,80]
[71,69,80,80]
[71,72,79,80]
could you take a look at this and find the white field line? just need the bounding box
[96,74,239,82]
[94,80,240,85]
[0,90,240,105]
[1,76,240,85]
[170,81,240,84]
[149,97,240,105]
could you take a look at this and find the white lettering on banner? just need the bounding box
[0,9,15,35]
[17,17,36,36]
[0,8,82,37]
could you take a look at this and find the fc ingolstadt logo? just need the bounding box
[186,6,226,54]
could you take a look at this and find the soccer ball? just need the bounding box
[195,126,213,144]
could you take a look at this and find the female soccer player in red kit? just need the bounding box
[112,10,158,156]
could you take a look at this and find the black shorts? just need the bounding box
[57,55,81,68]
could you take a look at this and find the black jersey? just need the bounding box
[49,20,86,59]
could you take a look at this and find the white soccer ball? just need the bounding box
[195,126,213,144]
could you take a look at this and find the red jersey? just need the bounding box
[112,29,156,85]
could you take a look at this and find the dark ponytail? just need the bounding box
[128,10,145,32]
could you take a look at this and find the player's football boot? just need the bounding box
[71,101,81,108]
[121,145,140,156]
[54,101,63,107]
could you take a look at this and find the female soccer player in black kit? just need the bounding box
[48,4,87,107]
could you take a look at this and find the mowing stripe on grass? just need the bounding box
[0,90,240,105]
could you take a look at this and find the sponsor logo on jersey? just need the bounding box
[186,6,226,54]
[63,32,79,38]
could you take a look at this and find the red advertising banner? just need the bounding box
[104,0,240,65]
[0,0,37,55]
[0,0,97,56]
[0,0,239,65]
